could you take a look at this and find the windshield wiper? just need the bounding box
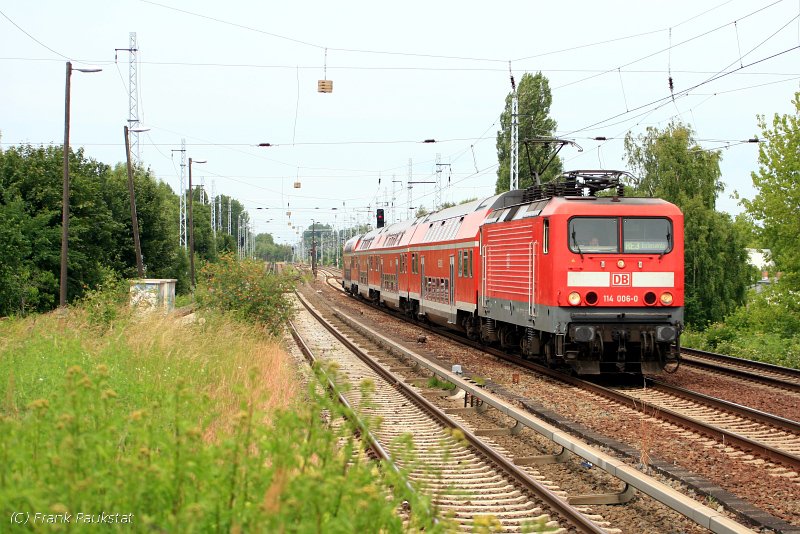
[571,230,584,260]
[659,231,671,259]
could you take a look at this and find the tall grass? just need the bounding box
[0,299,435,531]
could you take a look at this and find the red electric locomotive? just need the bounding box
[342,170,683,374]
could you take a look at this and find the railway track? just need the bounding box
[305,272,760,532]
[315,268,800,532]
[601,379,800,471]
[321,268,800,470]
[680,347,800,394]
[290,290,603,533]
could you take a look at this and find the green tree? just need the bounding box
[742,91,800,289]
[254,233,292,262]
[190,192,217,263]
[105,163,189,291]
[625,122,750,325]
[495,72,561,193]
[0,145,121,312]
[624,122,723,208]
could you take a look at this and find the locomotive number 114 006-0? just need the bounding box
[603,294,639,303]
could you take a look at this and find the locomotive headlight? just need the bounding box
[617,260,625,269]
[568,291,582,306]
[660,292,673,305]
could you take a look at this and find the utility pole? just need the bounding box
[434,154,450,210]
[59,61,101,307]
[311,220,317,277]
[188,157,206,287]
[407,158,413,220]
[124,126,144,277]
[171,140,187,249]
[391,174,401,223]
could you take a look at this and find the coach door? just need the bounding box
[529,241,538,318]
[420,256,425,307]
[448,254,456,323]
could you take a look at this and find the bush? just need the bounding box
[195,254,294,336]
[77,267,130,330]
[682,282,800,369]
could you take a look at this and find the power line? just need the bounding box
[0,8,70,60]
[563,44,800,137]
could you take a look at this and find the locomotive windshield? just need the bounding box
[569,217,672,254]
[622,217,671,253]
[569,217,618,253]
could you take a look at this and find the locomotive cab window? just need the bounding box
[543,219,549,254]
[568,217,619,253]
[623,218,672,254]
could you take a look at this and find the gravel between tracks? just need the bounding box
[655,367,799,422]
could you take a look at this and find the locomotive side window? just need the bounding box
[568,217,619,253]
[623,218,672,253]
[543,219,549,254]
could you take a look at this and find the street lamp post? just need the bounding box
[60,61,101,307]
[124,124,150,278]
[188,157,207,287]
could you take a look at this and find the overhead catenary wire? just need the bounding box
[3,1,796,227]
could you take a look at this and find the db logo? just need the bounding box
[612,273,631,286]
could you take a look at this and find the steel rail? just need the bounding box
[646,378,800,431]
[288,315,432,525]
[317,296,754,534]
[295,289,607,534]
[322,270,800,471]
[680,347,800,394]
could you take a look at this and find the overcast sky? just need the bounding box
[2,1,799,244]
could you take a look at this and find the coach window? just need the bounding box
[467,250,473,277]
[569,217,618,253]
[623,218,672,254]
[412,253,418,274]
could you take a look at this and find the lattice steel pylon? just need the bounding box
[510,74,519,192]
[128,32,140,162]
[179,139,187,249]
[210,180,216,238]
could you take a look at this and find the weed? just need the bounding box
[427,375,456,391]
[0,288,439,531]
[194,253,295,336]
